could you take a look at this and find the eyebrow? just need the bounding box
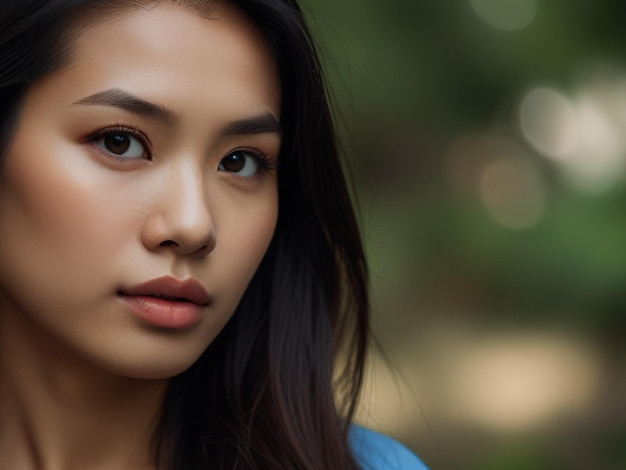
[73,88,281,137]
[220,112,282,137]
[74,88,179,127]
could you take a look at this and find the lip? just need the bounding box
[118,276,210,329]
[120,276,210,305]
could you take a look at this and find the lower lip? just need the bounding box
[119,295,206,329]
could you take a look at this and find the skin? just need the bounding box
[0,3,281,469]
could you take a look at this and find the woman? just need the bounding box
[0,0,427,468]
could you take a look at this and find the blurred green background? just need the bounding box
[303,1,626,468]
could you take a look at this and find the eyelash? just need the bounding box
[233,147,277,173]
[87,123,151,160]
[86,123,278,176]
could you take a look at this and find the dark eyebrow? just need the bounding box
[220,112,282,137]
[73,88,179,127]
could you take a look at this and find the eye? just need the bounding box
[92,130,148,159]
[218,150,262,178]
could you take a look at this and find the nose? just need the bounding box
[141,163,216,257]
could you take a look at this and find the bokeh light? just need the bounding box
[519,70,626,192]
[469,0,537,31]
[444,331,602,432]
[519,86,578,161]
[479,153,546,230]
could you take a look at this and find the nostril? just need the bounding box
[193,244,212,256]
[160,240,179,248]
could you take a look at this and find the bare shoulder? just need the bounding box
[348,425,429,470]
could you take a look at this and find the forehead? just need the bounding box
[44,2,281,121]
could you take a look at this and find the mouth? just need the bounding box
[119,275,211,306]
[140,293,193,302]
[118,276,211,329]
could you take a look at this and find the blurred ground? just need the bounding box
[303,1,626,468]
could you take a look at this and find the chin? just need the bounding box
[96,354,203,381]
[79,334,212,381]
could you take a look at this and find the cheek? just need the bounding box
[211,186,278,307]
[0,135,128,303]
[6,159,94,247]
[236,195,279,258]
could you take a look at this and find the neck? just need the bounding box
[0,306,167,470]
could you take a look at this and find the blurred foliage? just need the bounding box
[304,0,626,468]
[304,0,626,335]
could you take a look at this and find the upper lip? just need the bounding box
[119,276,211,306]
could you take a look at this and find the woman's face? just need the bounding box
[0,3,281,378]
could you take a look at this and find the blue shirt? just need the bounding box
[349,425,429,470]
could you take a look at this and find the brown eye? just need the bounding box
[93,131,147,159]
[104,133,131,154]
[218,151,260,177]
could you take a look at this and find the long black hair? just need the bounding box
[0,1,369,468]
